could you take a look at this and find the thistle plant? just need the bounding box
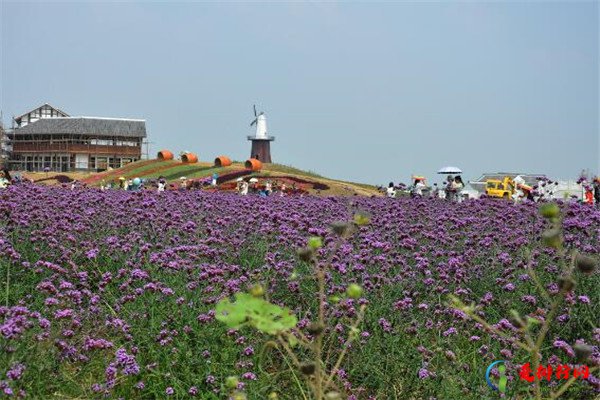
[450,202,598,399]
[215,213,370,400]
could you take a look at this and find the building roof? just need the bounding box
[14,103,70,121]
[10,117,147,138]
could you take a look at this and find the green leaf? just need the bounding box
[288,335,298,348]
[215,298,248,328]
[307,236,323,249]
[215,292,297,335]
[353,212,371,226]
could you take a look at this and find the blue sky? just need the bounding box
[1,1,598,184]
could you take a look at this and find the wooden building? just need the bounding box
[13,103,69,127]
[7,104,146,172]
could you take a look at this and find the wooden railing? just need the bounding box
[12,143,141,156]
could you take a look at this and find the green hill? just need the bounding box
[76,159,379,196]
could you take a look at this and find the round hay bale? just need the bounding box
[157,150,174,160]
[181,153,198,163]
[245,158,262,171]
[214,156,232,167]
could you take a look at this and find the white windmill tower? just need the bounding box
[247,105,275,163]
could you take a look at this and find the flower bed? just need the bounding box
[0,187,598,398]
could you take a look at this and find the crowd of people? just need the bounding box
[386,175,465,202]
[94,176,206,192]
[84,174,298,197]
[383,174,600,207]
[235,178,295,197]
[2,167,600,207]
[0,169,28,189]
[582,178,600,206]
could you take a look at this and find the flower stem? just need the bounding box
[551,366,599,399]
[4,262,9,309]
[324,304,367,389]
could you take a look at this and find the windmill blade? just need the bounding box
[250,118,257,127]
[253,105,257,117]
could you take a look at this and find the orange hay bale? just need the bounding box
[245,158,262,171]
[181,153,198,163]
[157,150,174,160]
[214,156,232,167]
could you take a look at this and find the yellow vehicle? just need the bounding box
[486,177,515,199]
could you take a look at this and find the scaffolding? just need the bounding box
[0,121,9,169]
[8,132,144,172]
[6,104,146,172]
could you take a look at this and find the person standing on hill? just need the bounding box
[386,182,396,198]
[584,185,594,205]
[240,180,249,196]
[157,177,166,193]
[432,183,441,199]
[265,180,272,196]
[179,177,188,191]
[2,169,11,184]
[525,188,535,202]
[130,178,141,191]
[444,175,454,201]
[0,171,9,189]
[413,179,426,197]
[452,176,464,202]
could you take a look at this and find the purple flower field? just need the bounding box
[0,185,598,399]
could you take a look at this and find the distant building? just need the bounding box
[7,103,146,172]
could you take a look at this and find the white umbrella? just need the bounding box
[236,177,244,182]
[249,178,259,183]
[437,166,462,174]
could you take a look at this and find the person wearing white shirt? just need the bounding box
[451,176,465,202]
[0,172,8,189]
[265,181,272,196]
[240,181,249,196]
[414,179,426,196]
[386,182,396,198]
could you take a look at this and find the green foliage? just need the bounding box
[539,202,560,219]
[2,197,597,400]
[346,284,363,300]
[352,212,371,226]
[215,293,298,335]
[307,236,323,250]
[450,204,599,400]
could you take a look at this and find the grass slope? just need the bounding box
[79,159,379,196]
